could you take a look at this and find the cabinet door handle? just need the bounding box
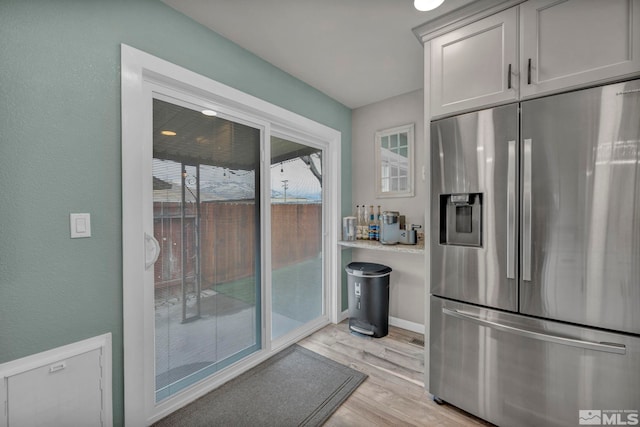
[507,63,512,89]
[527,58,532,85]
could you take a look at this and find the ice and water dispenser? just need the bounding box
[439,193,483,247]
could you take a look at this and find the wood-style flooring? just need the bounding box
[298,321,492,427]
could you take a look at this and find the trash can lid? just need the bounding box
[346,262,392,276]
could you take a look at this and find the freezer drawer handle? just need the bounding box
[442,308,626,355]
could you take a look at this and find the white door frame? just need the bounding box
[121,44,341,426]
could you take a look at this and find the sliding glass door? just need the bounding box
[152,98,261,402]
[270,136,324,339]
[121,45,341,424]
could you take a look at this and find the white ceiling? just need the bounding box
[161,0,477,109]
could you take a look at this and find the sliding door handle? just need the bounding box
[522,138,532,281]
[144,232,161,270]
[507,140,516,279]
[443,308,626,355]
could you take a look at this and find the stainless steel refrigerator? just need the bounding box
[429,78,640,427]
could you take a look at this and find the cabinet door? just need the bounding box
[520,0,640,98]
[430,7,518,118]
[7,349,103,427]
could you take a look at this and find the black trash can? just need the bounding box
[346,262,392,338]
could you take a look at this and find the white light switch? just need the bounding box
[70,213,91,238]
[76,218,86,233]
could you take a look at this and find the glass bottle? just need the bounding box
[361,205,369,240]
[376,205,382,241]
[355,205,362,240]
[368,205,377,241]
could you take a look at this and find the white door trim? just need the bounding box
[121,44,341,426]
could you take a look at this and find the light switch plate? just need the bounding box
[70,213,91,238]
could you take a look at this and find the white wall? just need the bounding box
[351,89,426,326]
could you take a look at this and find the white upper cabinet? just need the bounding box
[520,0,640,98]
[430,7,519,118]
[422,0,640,118]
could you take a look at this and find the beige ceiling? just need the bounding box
[161,0,478,109]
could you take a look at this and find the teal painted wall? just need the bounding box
[0,1,351,425]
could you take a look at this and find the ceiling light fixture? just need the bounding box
[161,130,177,136]
[202,109,218,116]
[414,0,445,11]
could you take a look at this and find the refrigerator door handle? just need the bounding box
[507,140,516,279]
[442,308,626,355]
[522,138,532,281]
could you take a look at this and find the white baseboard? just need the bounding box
[389,316,424,334]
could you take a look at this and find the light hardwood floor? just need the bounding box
[298,321,492,427]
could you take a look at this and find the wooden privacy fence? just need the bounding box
[153,201,322,290]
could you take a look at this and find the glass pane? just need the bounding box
[381,177,390,192]
[399,176,408,190]
[381,162,390,179]
[153,98,261,402]
[270,136,323,339]
[381,136,389,149]
[399,132,407,146]
[390,134,398,148]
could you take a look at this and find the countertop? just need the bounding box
[338,238,424,254]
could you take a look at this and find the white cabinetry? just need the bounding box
[423,0,640,118]
[430,7,518,118]
[0,334,112,427]
[7,350,103,427]
[520,0,640,98]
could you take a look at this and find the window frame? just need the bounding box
[121,44,342,425]
[374,123,415,198]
